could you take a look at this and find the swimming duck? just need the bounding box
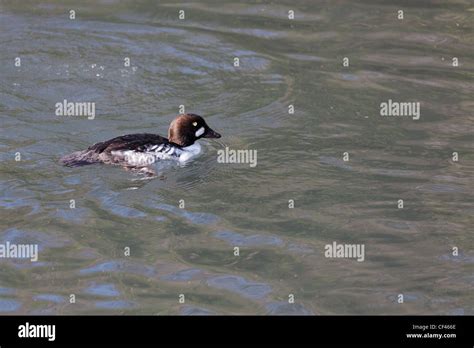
[60,114,221,174]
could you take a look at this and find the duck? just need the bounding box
[60,114,221,174]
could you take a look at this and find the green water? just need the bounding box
[0,0,473,314]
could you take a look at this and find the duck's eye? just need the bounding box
[192,122,198,127]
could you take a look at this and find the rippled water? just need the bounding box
[1,0,473,315]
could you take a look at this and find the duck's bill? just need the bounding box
[203,128,221,138]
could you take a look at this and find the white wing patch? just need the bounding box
[195,127,205,137]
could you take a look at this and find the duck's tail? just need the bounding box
[59,150,101,167]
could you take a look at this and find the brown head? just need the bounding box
[168,114,221,147]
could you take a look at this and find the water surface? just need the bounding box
[0,0,473,314]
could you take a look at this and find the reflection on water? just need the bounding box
[0,299,22,312]
[85,283,120,297]
[0,0,473,314]
[34,294,66,304]
[207,275,272,300]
